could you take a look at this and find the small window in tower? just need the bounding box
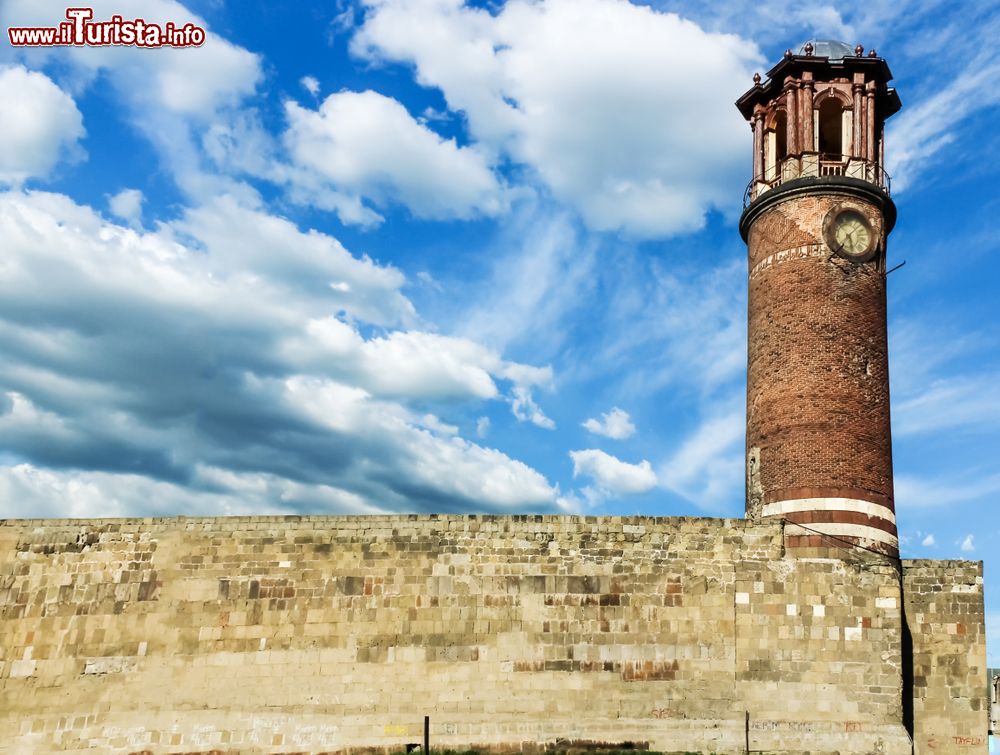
[818,99,843,159]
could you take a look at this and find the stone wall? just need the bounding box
[0,516,982,754]
[903,559,988,754]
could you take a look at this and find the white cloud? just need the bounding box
[456,205,596,356]
[920,533,935,546]
[327,1,358,39]
[888,316,988,398]
[144,36,260,120]
[283,90,504,224]
[3,0,261,119]
[583,407,635,440]
[600,258,746,399]
[420,106,451,124]
[300,75,320,96]
[173,194,414,327]
[510,385,555,429]
[569,448,657,496]
[658,408,744,511]
[107,188,144,225]
[0,65,85,185]
[888,45,1000,191]
[283,319,542,401]
[2,0,263,203]
[652,0,857,44]
[0,462,383,519]
[476,416,490,438]
[960,534,975,552]
[353,0,762,236]
[200,110,282,186]
[416,270,443,291]
[893,373,1000,438]
[0,189,562,516]
[283,376,557,509]
[894,472,1000,509]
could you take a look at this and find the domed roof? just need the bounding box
[799,39,855,59]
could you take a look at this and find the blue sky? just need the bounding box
[0,0,997,665]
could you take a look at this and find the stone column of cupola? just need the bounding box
[866,81,877,162]
[800,75,815,153]
[852,77,864,158]
[752,109,765,182]
[783,78,798,156]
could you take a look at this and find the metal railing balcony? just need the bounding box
[743,154,891,209]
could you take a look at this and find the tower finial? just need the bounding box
[804,42,814,56]
[753,72,761,85]
[855,44,864,56]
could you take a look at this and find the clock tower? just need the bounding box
[736,41,901,556]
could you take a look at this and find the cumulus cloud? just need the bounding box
[569,449,657,496]
[282,320,537,401]
[284,376,555,509]
[173,195,414,327]
[0,462,383,519]
[107,188,144,224]
[0,189,561,516]
[283,90,504,224]
[921,533,935,547]
[960,534,975,552]
[352,0,762,236]
[2,0,262,202]
[3,0,261,119]
[0,65,85,185]
[583,407,635,440]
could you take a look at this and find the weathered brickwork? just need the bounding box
[903,560,988,754]
[745,189,897,555]
[0,515,962,753]
[746,193,892,506]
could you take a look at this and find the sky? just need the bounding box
[0,0,997,666]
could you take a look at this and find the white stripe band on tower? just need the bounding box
[761,497,895,524]
[784,521,899,547]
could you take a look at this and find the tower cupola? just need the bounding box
[736,41,900,207]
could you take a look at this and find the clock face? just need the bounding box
[835,213,871,255]
[824,207,878,262]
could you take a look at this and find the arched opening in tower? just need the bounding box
[818,99,843,158]
[765,110,788,181]
[774,111,787,161]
